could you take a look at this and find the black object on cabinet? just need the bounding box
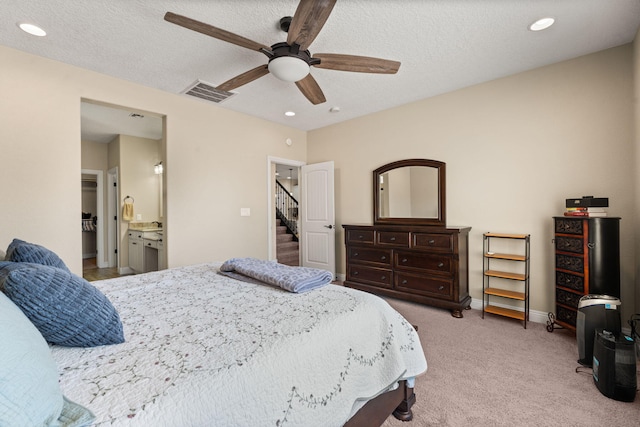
[548,217,620,332]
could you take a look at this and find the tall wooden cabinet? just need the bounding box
[343,224,472,317]
[549,216,620,331]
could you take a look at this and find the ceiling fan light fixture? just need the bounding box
[268,56,310,82]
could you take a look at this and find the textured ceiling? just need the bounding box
[2,0,639,136]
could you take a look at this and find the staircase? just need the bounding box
[276,218,299,266]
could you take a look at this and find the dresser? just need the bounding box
[343,224,472,317]
[551,216,620,330]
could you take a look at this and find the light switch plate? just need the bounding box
[240,208,250,217]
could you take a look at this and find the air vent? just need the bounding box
[181,80,235,104]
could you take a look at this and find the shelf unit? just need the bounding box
[482,233,530,328]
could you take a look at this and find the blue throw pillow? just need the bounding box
[5,239,70,271]
[0,292,95,426]
[0,263,125,347]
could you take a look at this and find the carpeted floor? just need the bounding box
[380,298,639,427]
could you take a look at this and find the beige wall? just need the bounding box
[1,39,637,322]
[308,44,637,320]
[0,45,307,273]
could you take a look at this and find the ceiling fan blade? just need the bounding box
[295,74,326,105]
[287,0,337,51]
[164,12,270,52]
[216,65,269,92]
[313,53,401,74]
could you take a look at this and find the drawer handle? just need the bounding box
[147,243,152,246]
[438,285,444,291]
[381,276,386,280]
[438,262,444,268]
[402,258,408,263]
[353,252,359,257]
[353,271,359,275]
[380,256,386,260]
[428,239,435,244]
[358,235,364,239]
[402,280,408,285]
[389,237,396,241]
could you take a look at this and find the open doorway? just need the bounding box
[81,100,165,280]
[267,157,304,264]
[267,158,336,277]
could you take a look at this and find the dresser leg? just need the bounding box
[451,309,463,318]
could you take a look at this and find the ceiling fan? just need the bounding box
[164,0,400,105]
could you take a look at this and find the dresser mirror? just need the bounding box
[373,159,446,226]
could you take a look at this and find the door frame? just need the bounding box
[81,169,106,268]
[267,156,305,261]
[107,167,119,269]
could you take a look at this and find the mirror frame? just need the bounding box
[373,159,446,226]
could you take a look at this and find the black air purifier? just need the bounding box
[592,329,637,402]
[576,295,621,366]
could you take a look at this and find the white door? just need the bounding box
[300,161,335,277]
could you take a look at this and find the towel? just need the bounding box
[122,202,134,222]
[219,257,333,293]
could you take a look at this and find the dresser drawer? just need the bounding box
[556,254,584,274]
[412,233,453,252]
[376,231,409,247]
[555,236,584,254]
[348,247,392,266]
[347,265,392,288]
[556,305,577,328]
[555,218,584,235]
[395,272,453,299]
[555,271,584,293]
[394,250,453,275]
[556,288,582,310]
[346,229,374,244]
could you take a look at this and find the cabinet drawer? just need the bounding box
[395,251,452,275]
[555,254,584,274]
[555,305,577,327]
[144,239,158,249]
[412,233,453,252]
[376,231,409,247]
[348,247,392,266]
[555,236,583,254]
[555,218,584,235]
[555,271,584,293]
[347,265,392,288]
[347,229,374,244]
[395,272,452,299]
[556,288,582,310]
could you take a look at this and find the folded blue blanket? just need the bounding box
[219,258,333,293]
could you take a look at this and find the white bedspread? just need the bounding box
[51,263,427,427]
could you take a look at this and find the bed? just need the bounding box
[1,244,426,427]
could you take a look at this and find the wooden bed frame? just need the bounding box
[344,380,416,426]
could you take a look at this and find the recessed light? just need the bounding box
[284,111,295,117]
[529,17,555,32]
[18,22,46,37]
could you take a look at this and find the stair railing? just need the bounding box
[275,180,299,239]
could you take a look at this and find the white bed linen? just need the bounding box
[51,263,427,427]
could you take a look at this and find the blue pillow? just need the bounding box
[5,239,70,271]
[0,292,94,426]
[0,263,125,347]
